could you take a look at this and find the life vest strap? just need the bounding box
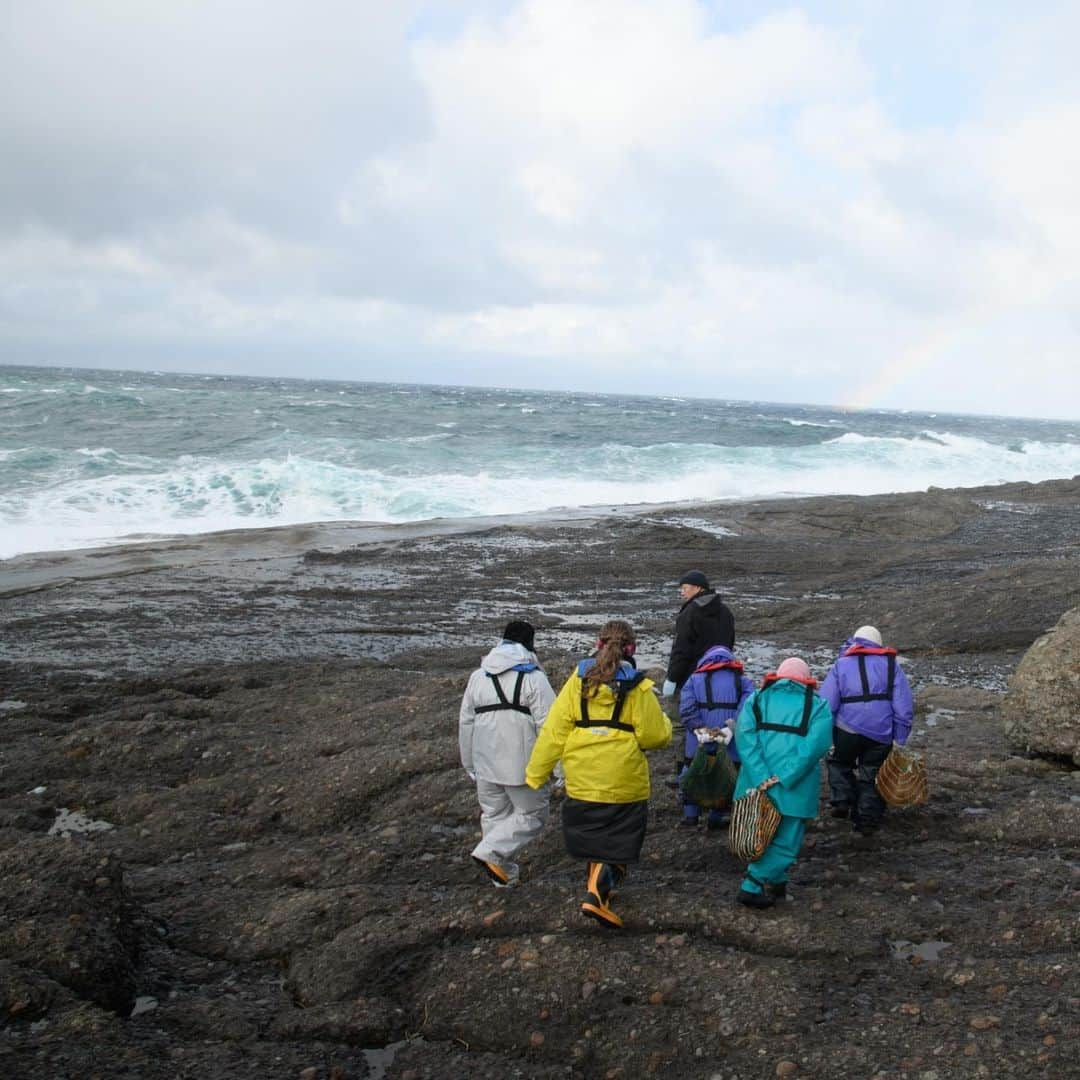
[838,654,896,704]
[575,673,644,733]
[474,670,532,715]
[699,666,743,711]
[752,683,814,736]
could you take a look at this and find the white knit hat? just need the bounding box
[853,625,883,645]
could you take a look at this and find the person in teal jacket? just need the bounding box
[732,656,833,909]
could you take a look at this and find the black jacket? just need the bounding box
[666,591,736,688]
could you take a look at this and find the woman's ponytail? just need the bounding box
[583,619,636,698]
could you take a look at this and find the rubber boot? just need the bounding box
[581,861,623,928]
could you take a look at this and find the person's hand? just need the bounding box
[662,679,677,698]
[760,775,780,790]
[711,727,733,746]
[465,769,476,782]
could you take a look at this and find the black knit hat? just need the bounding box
[502,620,536,650]
[678,569,710,590]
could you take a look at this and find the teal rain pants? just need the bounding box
[740,816,807,893]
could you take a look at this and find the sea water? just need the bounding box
[2,364,1080,560]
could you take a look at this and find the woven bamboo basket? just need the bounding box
[875,743,929,807]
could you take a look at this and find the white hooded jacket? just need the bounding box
[459,642,556,786]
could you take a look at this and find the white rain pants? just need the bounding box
[471,778,549,867]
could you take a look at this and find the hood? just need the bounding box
[481,641,540,675]
[761,673,819,690]
[680,589,719,612]
[694,645,739,670]
[575,658,650,699]
[576,658,640,682]
[840,636,897,657]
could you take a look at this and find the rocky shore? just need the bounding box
[1,477,1078,1079]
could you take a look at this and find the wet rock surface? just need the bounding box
[1,477,1079,1078]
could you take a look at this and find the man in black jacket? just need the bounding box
[662,570,736,697]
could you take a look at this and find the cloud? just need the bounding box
[1,1,1080,418]
[0,0,429,238]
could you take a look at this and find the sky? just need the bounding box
[2,0,1079,419]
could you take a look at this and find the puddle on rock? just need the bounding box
[890,939,953,963]
[48,808,115,836]
[364,1039,417,1079]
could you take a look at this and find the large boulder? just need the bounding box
[1002,605,1080,765]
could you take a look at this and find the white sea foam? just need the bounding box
[5,369,1080,560]
[4,428,1080,560]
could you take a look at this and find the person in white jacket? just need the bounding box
[459,620,556,888]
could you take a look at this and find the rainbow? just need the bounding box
[841,324,956,412]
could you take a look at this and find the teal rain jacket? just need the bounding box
[732,676,834,820]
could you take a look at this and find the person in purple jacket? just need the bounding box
[677,646,754,829]
[819,625,915,835]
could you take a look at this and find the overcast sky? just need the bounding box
[2,1,1079,418]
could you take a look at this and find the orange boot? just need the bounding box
[581,862,624,928]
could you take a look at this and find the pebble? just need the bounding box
[581,981,596,1000]
[969,1015,1000,1030]
[299,1069,317,1080]
[775,1061,798,1076]
[530,1031,545,1047]
[648,991,664,1005]
[482,910,504,927]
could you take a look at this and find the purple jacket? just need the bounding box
[819,636,914,745]
[678,645,754,761]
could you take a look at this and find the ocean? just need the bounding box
[2,364,1080,561]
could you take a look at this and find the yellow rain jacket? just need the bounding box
[525,661,672,803]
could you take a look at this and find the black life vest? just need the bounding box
[696,665,744,712]
[838,653,896,704]
[751,682,815,737]
[575,672,647,734]
[474,670,532,716]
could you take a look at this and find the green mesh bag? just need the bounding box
[679,747,738,809]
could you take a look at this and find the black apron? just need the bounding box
[561,797,648,863]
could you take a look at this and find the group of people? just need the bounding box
[457,570,915,928]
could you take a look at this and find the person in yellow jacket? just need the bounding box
[526,619,672,928]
